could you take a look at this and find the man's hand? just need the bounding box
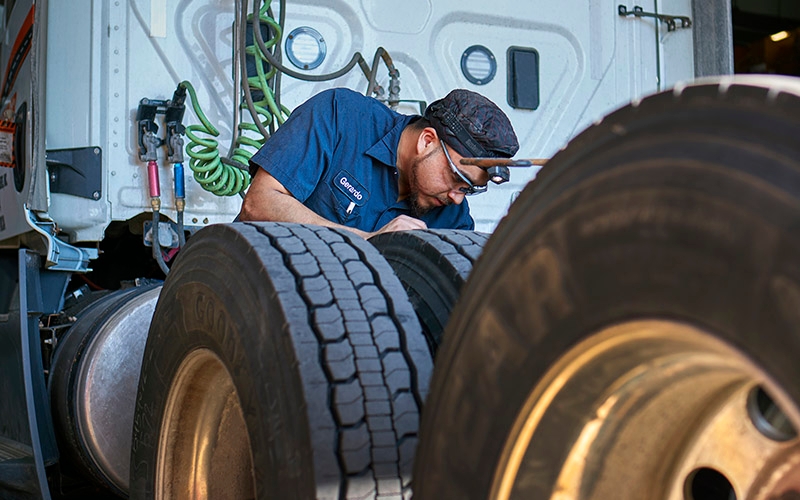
[368,215,427,239]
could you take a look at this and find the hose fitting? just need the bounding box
[147,160,161,199]
[174,161,186,248]
[173,162,185,199]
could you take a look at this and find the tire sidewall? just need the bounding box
[130,252,313,498]
[417,83,800,498]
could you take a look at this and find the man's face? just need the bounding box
[407,141,488,217]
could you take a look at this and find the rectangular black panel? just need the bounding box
[507,47,540,110]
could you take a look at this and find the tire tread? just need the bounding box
[245,223,429,499]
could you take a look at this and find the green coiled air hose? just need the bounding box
[181,2,290,197]
[180,80,247,196]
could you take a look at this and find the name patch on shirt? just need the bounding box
[333,170,369,207]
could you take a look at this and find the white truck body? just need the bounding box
[0,1,733,497]
[1,0,713,244]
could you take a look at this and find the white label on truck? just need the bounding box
[0,122,15,167]
[150,0,167,38]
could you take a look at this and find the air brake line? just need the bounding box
[135,98,171,275]
[182,0,402,198]
[181,2,289,198]
[165,86,188,247]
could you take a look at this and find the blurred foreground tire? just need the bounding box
[129,223,431,499]
[414,76,800,500]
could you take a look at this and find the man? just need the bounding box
[239,87,519,238]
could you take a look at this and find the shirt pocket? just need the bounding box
[323,170,370,226]
[319,182,363,226]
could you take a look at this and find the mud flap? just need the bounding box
[0,250,68,499]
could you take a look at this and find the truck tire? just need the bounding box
[129,222,432,500]
[414,76,800,500]
[50,284,161,497]
[369,230,487,355]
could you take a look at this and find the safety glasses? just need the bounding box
[441,140,487,195]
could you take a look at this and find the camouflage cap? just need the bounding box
[424,89,519,159]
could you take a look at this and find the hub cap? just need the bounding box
[492,321,800,500]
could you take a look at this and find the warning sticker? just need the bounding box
[0,121,15,168]
[2,93,16,121]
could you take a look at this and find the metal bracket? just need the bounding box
[23,210,98,272]
[618,5,692,32]
[136,86,187,163]
[165,85,187,163]
[46,146,103,200]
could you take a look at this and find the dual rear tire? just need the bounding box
[369,230,488,354]
[95,76,800,499]
[129,223,432,499]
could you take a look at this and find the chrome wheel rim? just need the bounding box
[156,348,255,500]
[492,320,800,500]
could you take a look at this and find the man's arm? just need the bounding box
[240,169,426,238]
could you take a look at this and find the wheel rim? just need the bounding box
[492,320,800,500]
[156,348,255,500]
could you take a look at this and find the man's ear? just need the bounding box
[416,127,439,154]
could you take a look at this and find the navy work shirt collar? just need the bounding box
[364,115,415,172]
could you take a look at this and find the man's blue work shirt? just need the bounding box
[248,88,474,232]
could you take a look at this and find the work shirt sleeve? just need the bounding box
[248,90,338,203]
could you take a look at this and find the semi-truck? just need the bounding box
[4,1,797,499]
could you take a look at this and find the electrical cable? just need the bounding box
[269,0,287,128]
[239,0,278,139]
[182,0,401,198]
[252,0,372,83]
[144,158,171,275]
[236,0,291,156]
[77,272,104,291]
[252,0,400,103]
[227,0,244,160]
[181,1,289,197]
[151,209,171,275]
